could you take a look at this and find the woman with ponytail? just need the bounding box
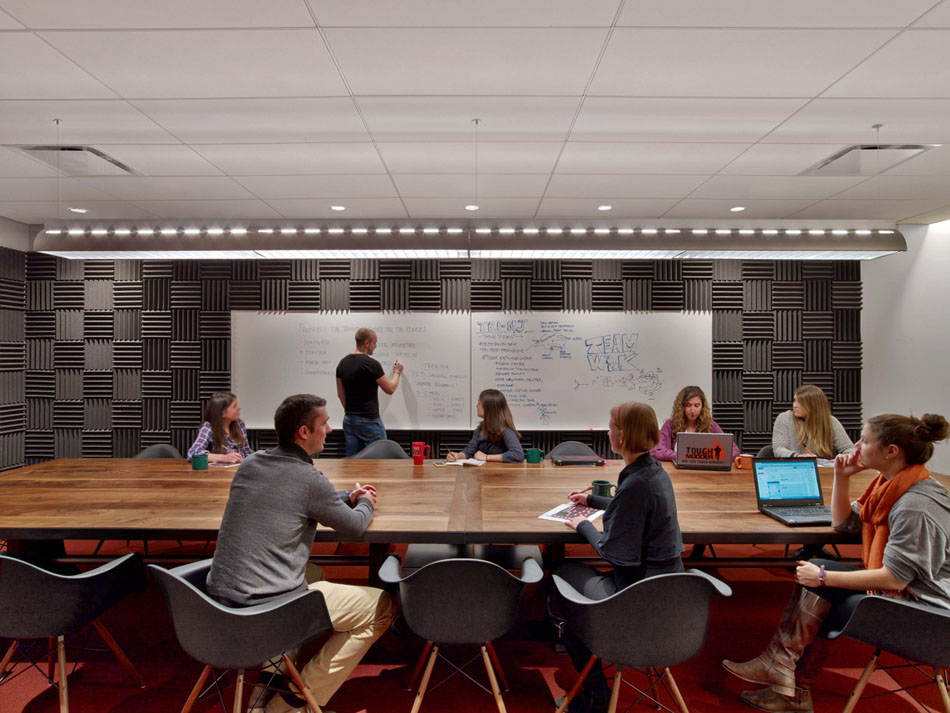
[723,412,950,713]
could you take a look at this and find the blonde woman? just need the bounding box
[772,385,854,459]
[651,385,740,462]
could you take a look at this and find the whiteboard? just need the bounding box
[471,312,712,430]
[231,312,471,430]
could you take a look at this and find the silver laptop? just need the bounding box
[753,457,832,527]
[674,431,734,471]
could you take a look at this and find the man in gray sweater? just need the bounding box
[206,394,392,713]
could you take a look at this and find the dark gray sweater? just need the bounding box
[206,443,374,607]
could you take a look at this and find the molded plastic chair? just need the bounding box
[379,554,543,713]
[148,559,333,713]
[136,443,183,459]
[756,445,775,459]
[347,439,410,459]
[553,569,732,713]
[824,594,950,713]
[0,553,147,713]
[547,441,600,459]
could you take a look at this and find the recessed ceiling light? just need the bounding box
[763,229,778,235]
[230,227,247,235]
[330,205,345,211]
[160,228,177,236]
[68,228,84,236]
[785,229,802,235]
[855,229,871,235]
[692,229,708,235]
[423,227,439,234]
[257,228,273,234]
[475,228,491,234]
[716,229,731,235]
[809,229,825,235]
[594,228,609,234]
[68,207,88,214]
[618,228,634,235]
[91,229,107,236]
[328,228,344,234]
[571,228,586,234]
[446,228,463,234]
[664,229,680,234]
[206,228,223,236]
[641,228,657,235]
[465,205,479,211]
[44,229,62,235]
[598,204,612,211]
[522,227,538,235]
[280,228,297,235]
[352,228,368,234]
[184,228,200,236]
[499,228,515,234]
[399,227,415,234]
[730,206,745,213]
[114,228,131,235]
[832,229,848,235]
[739,229,754,235]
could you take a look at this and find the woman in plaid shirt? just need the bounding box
[187,392,252,464]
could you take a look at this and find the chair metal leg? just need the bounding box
[665,667,689,713]
[92,619,146,687]
[0,639,17,680]
[935,668,950,713]
[410,644,438,713]
[485,641,509,691]
[481,645,507,713]
[232,668,245,713]
[283,653,322,713]
[607,668,622,713]
[556,655,597,713]
[842,649,880,713]
[57,635,69,713]
[180,665,212,713]
[406,641,433,691]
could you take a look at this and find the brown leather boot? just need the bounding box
[722,587,830,696]
[740,686,813,713]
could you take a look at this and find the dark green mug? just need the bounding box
[590,479,615,498]
[191,453,208,470]
[525,448,545,463]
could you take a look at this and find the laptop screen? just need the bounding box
[754,460,821,502]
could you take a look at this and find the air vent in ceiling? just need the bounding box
[801,144,937,176]
[15,145,139,176]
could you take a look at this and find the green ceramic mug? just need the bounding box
[191,453,208,470]
[590,479,615,498]
[525,448,545,463]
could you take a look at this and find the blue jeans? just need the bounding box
[342,414,387,457]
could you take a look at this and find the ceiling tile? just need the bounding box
[134,98,369,144]
[789,198,948,220]
[720,144,850,175]
[80,176,255,200]
[571,98,806,142]
[545,174,706,198]
[691,175,864,200]
[536,197,678,218]
[191,144,387,175]
[266,198,408,219]
[556,143,747,174]
[914,1,950,27]
[376,142,562,173]
[92,145,222,176]
[0,100,178,144]
[0,177,118,201]
[825,30,950,97]
[130,199,282,219]
[324,28,607,95]
[0,7,23,28]
[0,0,315,28]
[616,0,936,27]
[0,200,159,222]
[403,197,541,219]
[0,33,115,99]
[233,174,399,200]
[591,29,894,97]
[662,199,818,219]
[313,0,621,26]
[40,29,348,98]
[358,97,579,142]
[898,204,950,223]
[0,146,58,177]
[763,99,950,144]
[884,144,950,174]
[391,173,549,198]
[831,174,950,200]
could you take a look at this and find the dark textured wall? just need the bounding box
[0,251,862,469]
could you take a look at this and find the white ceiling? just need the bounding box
[2,0,950,226]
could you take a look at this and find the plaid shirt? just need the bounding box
[187,419,252,461]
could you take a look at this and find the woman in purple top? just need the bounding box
[187,391,252,463]
[651,385,740,462]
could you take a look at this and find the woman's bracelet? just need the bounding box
[818,565,826,587]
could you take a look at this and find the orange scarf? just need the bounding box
[857,463,930,570]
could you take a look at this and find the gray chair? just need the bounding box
[347,439,410,459]
[824,594,950,713]
[547,441,600,459]
[553,570,732,713]
[756,445,775,459]
[0,553,146,713]
[149,560,333,713]
[380,554,543,713]
[137,443,183,459]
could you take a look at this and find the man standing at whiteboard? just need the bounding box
[336,328,404,457]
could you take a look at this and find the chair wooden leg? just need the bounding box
[92,619,146,687]
[607,668,623,713]
[935,668,950,713]
[407,641,433,691]
[556,655,597,713]
[48,636,56,681]
[486,641,509,691]
[180,665,212,713]
[0,639,17,679]
[842,650,880,713]
[410,644,438,713]
[481,645,507,713]
[57,635,69,713]
[665,667,689,713]
[233,668,245,713]
[283,653,322,713]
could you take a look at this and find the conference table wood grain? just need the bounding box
[5,457,945,546]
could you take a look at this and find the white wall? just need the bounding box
[863,222,950,473]
[0,216,29,251]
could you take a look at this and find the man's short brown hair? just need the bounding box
[610,402,660,454]
[354,328,376,347]
[274,394,327,446]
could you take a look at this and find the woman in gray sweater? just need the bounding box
[772,384,854,459]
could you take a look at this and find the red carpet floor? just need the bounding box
[2,542,945,713]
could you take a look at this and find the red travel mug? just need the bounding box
[411,442,431,465]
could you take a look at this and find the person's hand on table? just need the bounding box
[794,560,821,587]
[564,514,587,530]
[210,452,242,464]
[446,451,466,462]
[350,482,377,506]
[473,450,488,461]
[568,490,589,506]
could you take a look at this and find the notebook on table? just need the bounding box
[674,432,734,471]
[752,457,832,527]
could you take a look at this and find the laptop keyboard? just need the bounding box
[768,506,831,516]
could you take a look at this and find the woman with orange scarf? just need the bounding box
[722,412,950,713]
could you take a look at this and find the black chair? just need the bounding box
[547,441,600,459]
[756,445,775,459]
[552,569,732,713]
[137,443,183,459]
[0,553,146,713]
[379,554,543,713]
[824,594,950,713]
[149,559,333,713]
[347,439,410,459]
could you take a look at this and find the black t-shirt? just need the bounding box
[335,353,386,418]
